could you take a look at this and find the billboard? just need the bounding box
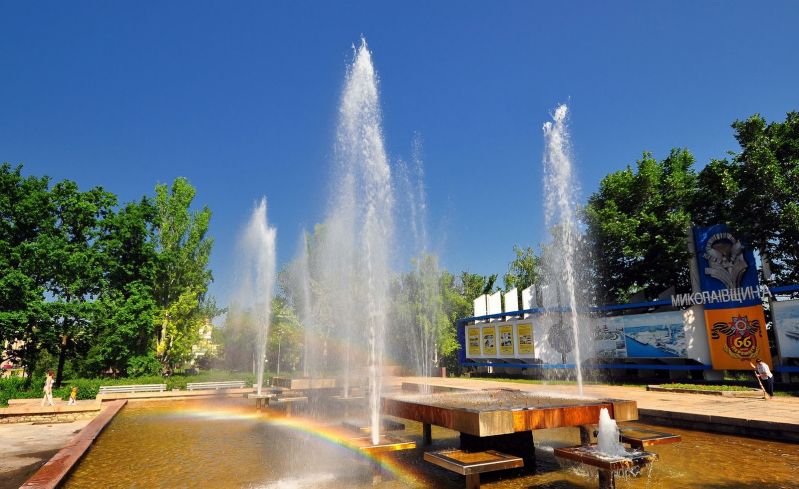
[464,320,536,360]
[703,305,770,370]
[592,311,688,359]
[773,299,799,359]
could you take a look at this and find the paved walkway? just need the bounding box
[394,376,799,442]
[0,418,91,489]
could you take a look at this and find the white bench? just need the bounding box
[98,384,166,394]
[186,381,246,391]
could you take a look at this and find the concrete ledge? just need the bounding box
[639,408,799,443]
[1,401,102,424]
[21,399,126,489]
[647,385,764,398]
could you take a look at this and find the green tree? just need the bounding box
[81,198,159,376]
[220,304,258,372]
[584,149,698,304]
[152,177,214,369]
[267,297,302,375]
[503,245,539,292]
[45,180,116,386]
[390,254,451,375]
[728,113,799,283]
[0,164,55,386]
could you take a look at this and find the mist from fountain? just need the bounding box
[237,198,277,396]
[395,136,442,394]
[293,232,314,378]
[542,104,585,396]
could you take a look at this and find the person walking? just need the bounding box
[41,370,55,407]
[753,358,774,398]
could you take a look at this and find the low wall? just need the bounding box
[0,401,102,424]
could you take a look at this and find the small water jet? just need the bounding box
[596,408,627,458]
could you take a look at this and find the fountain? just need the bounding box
[49,40,799,489]
[553,407,659,488]
[275,38,395,445]
[542,104,586,396]
[236,198,277,397]
[597,407,627,458]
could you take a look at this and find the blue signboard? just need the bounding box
[692,224,760,310]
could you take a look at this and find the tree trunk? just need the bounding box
[55,332,69,388]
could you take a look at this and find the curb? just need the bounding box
[20,399,127,489]
[646,385,764,398]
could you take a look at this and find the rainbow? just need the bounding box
[162,404,424,486]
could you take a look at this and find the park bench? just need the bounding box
[424,449,523,489]
[186,380,246,391]
[98,384,166,395]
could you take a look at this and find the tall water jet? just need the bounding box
[335,38,394,443]
[542,104,585,396]
[237,198,277,396]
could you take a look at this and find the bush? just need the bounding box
[127,355,162,377]
[0,369,258,406]
[0,377,27,406]
[0,376,71,405]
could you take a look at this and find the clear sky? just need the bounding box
[2,2,797,307]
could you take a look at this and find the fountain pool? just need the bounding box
[61,398,799,488]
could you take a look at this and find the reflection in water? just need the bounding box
[64,399,798,489]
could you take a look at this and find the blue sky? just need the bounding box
[2,2,797,306]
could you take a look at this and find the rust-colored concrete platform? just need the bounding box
[394,376,799,443]
[383,389,637,437]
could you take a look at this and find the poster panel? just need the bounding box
[498,324,514,356]
[623,311,687,358]
[517,322,534,356]
[466,326,482,358]
[481,325,497,357]
[773,300,799,359]
[703,305,770,370]
[592,316,627,358]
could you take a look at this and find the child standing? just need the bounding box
[68,386,78,405]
